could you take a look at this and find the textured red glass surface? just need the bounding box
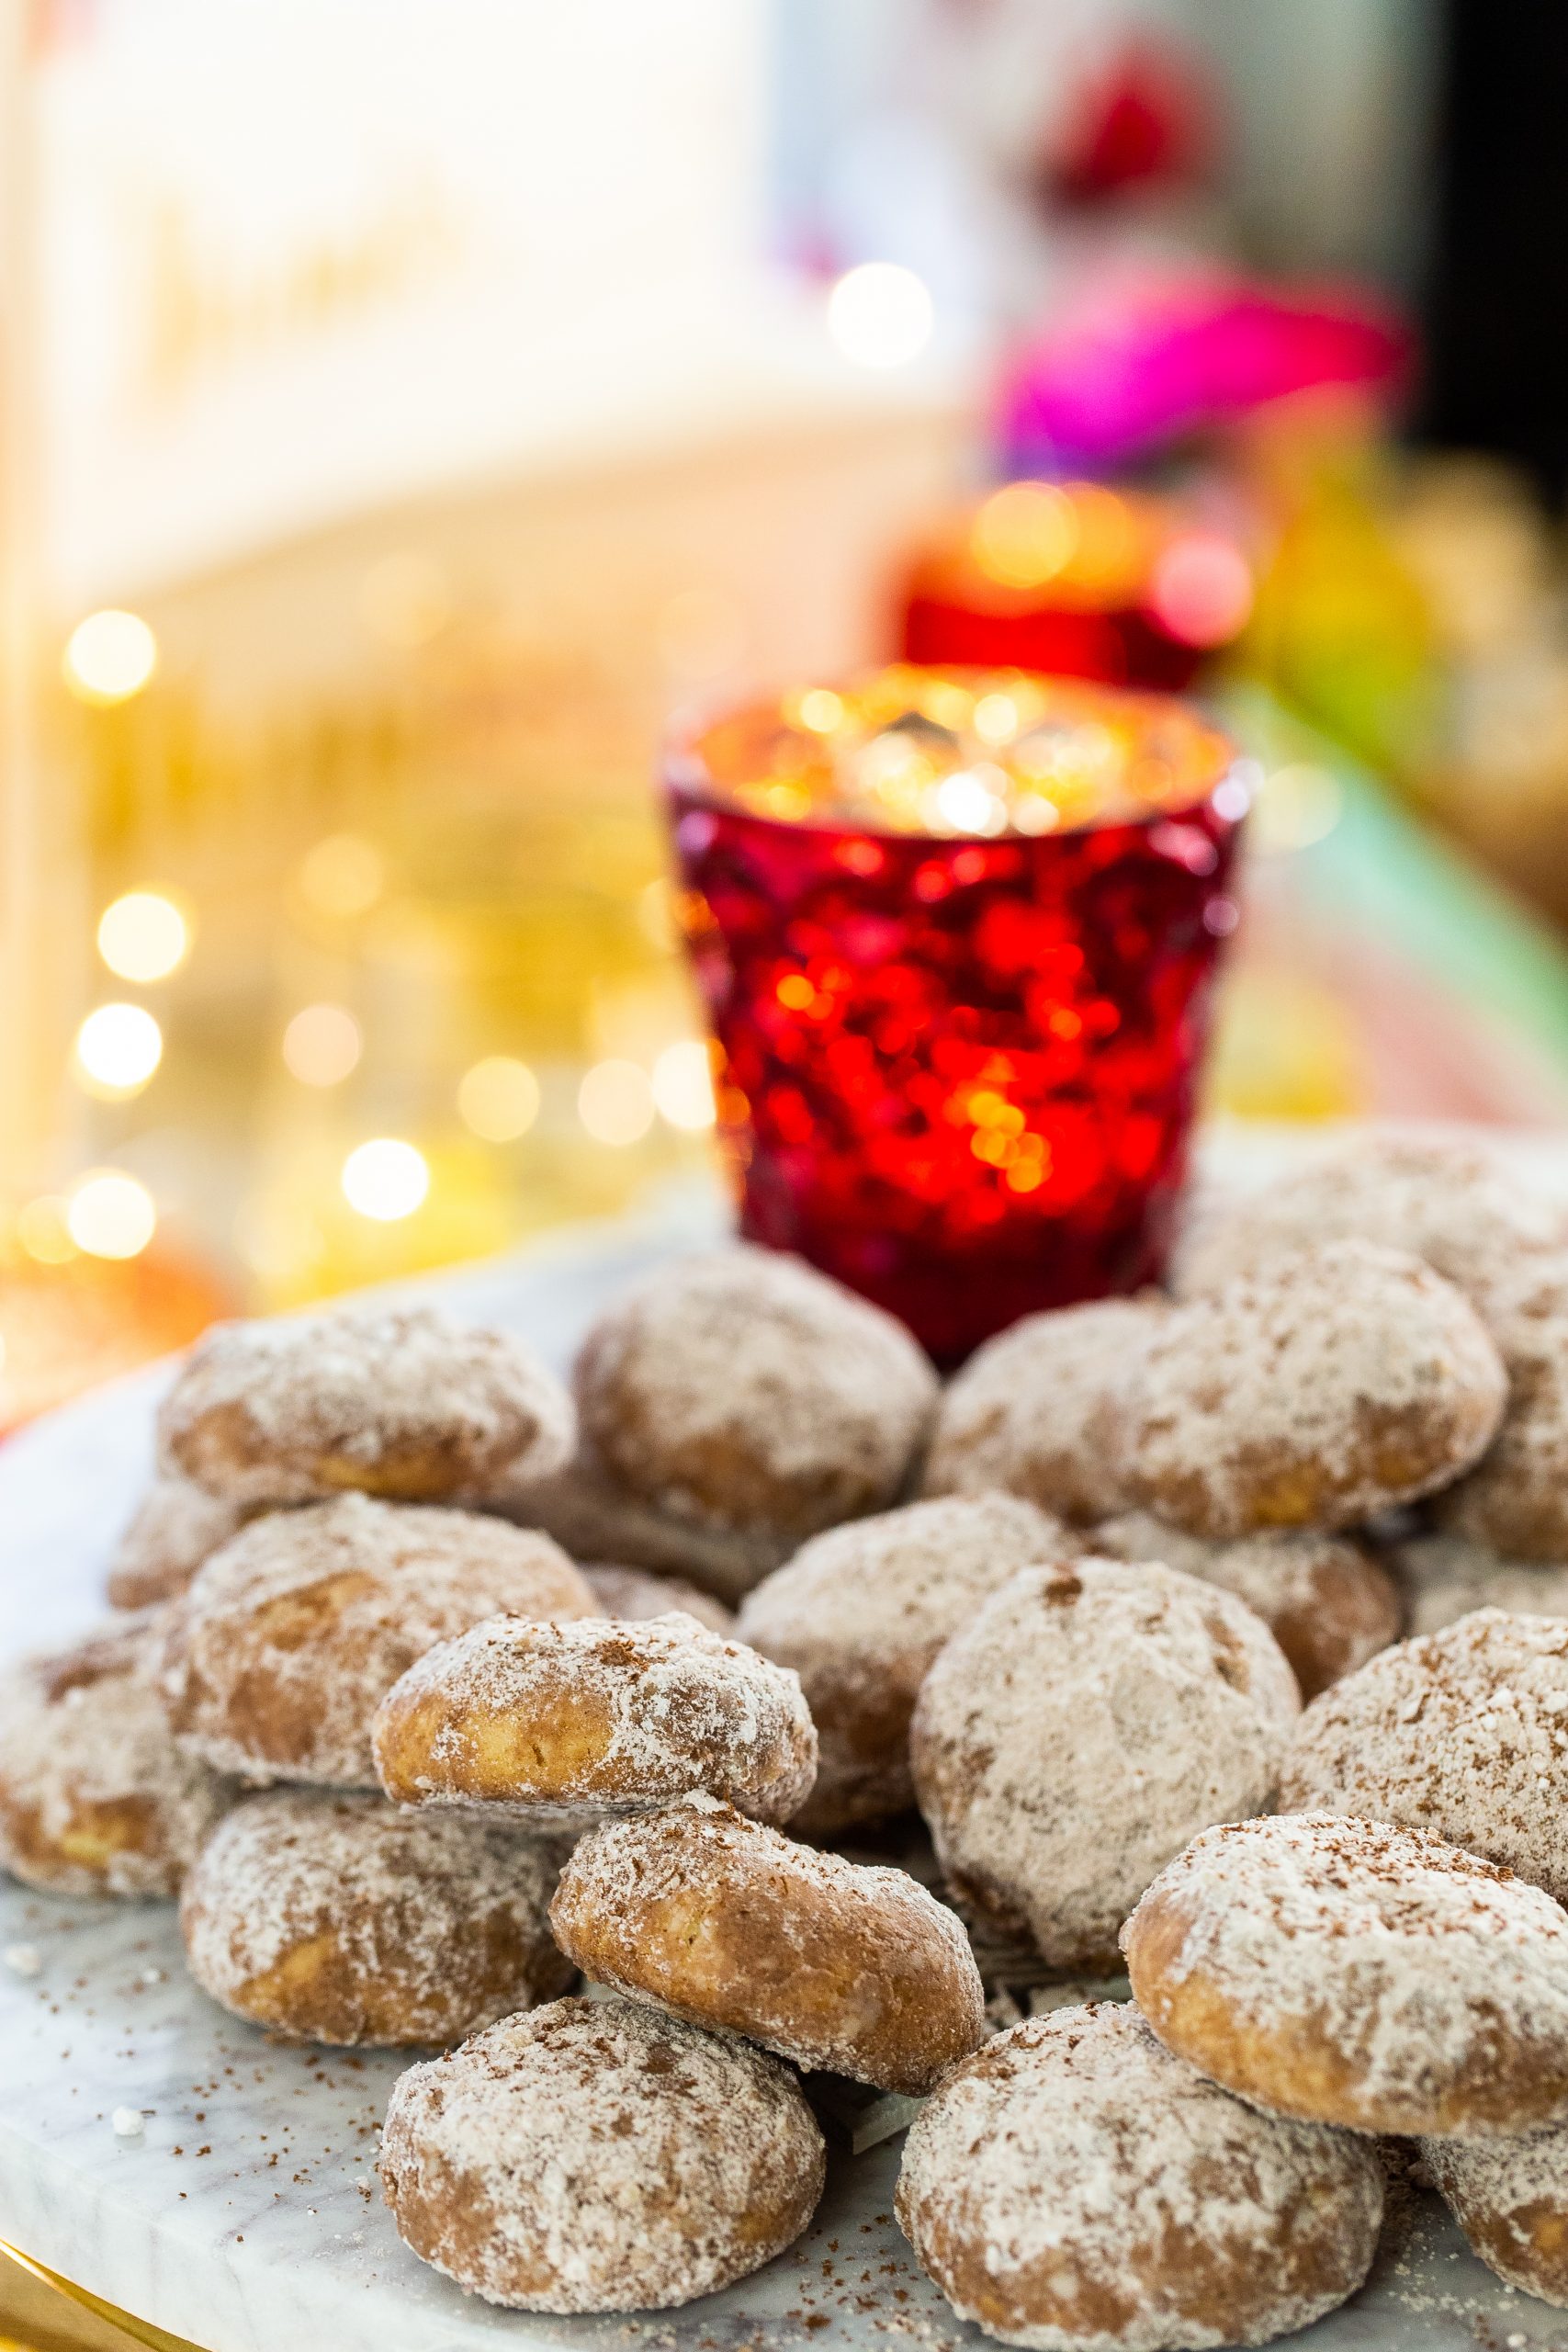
[901,588,1205,693]
[670,764,1243,1363]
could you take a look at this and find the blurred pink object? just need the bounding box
[999,270,1411,470]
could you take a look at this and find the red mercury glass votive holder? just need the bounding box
[665,666,1250,1363]
[898,481,1255,693]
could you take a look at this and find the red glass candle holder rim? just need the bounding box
[661,680,1257,845]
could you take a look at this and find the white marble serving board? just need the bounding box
[4,1151,1568,2352]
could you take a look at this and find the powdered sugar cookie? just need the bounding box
[1420,2123,1568,2304]
[909,1558,1298,1971]
[1437,1258,1568,1558]
[373,1611,817,1828]
[162,1495,595,1787]
[107,1476,248,1611]
[0,1611,231,1897]
[1393,1532,1568,1637]
[1122,1812,1568,2136]
[181,1789,571,2045]
[1280,1607,1568,1900]
[1126,1242,1506,1539]
[737,1492,1066,1832]
[158,1306,573,1507]
[491,1449,789,1604]
[581,1562,735,1637]
[922,1298,1165,1524]
[1171,1131,1561,1325]
[379,1996,825,2312]
[573,1247,937,1548]
[552,1798,986,2094]
[897,2002,1382,2352]
[1091,1511,1401,1701]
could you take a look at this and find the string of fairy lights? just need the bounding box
[6,604,722,1289]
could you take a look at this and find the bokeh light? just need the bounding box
[62,610,158,705]
[15,1195,76,1264]
[341,1138,430,1220]
[795,688,845,735]
[578,1058,655,1146]
[1147,533,1255,647]
[282,1003,363,1087]
[972,482,1077,589]
[827,263,934,369]
[1253,763,1344,853]
[66,1170,157,1260]
[96,891,189,982]
[299,833,386,919]
[73,1002,164,1095]
[457,1056,541,1142]
[651,1040,716,1131]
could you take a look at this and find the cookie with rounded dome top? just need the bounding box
[922,1298,1166,1524]
[1392,1530,1568,1637]
[572,1246,937,1548]
[1436,1255,1568,1558]
[181,1789,572,2046]
[1091,1511,1401,1701]
[737,1491,1068,1832]
[1420,2122,1568,2305]
[897,2001,1382,2352]
[161,1494,596,1787]
[1126,1240,1506,1540]
[107,1476,249,1611]
[380,1996,824,2312]
[909,1556,1298,1973]
[582,1561,735,1636]
[0,1611,231,1897]
[157,1304,573,1508]
[1280,1606,1568,1901]
[1171,1130,1562,1325]
[1122,1812,1568,2137]
[373,1610,817,1828]
[552,1797,986,2094]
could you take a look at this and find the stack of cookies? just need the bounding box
[6,1130,1568,2345]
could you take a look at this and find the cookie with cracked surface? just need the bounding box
[1122,1812,1568,2137]
[379,1996,825,2312]
[181,1788,572,2045]
[1280,1606,1568,1901]
[161,1494,596,1787]
[897,2000,1382,2352]
[909,1557,1298,1972]
[551,1797,986,2094]
[1125,1241,1506,1540]
[0,1611,231,1897]
[1170,1131,1562,1327]
[158,1305,573,1507]
[922,1298,1166,1525]
[736,1491,1067,1832]
[373,1610,817,1829]
[1420,2123,1568,2305]
[572,1246,936,1549]
[1091,1511,1401,1701]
